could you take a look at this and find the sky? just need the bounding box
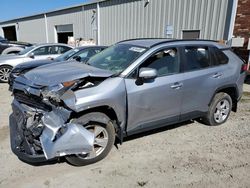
[0,0,89,22]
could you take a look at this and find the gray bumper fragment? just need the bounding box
[40,111,94,159]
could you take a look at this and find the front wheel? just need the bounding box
[0,65,12,83]
[200,92,232,126]
[66,112,116,166]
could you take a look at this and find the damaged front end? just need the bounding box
[9,76,99,163]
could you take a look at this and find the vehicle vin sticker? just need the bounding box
[129,47,146,53]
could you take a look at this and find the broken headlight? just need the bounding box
[41,79,97,104]
[41,83,70,103]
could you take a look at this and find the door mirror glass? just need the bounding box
[139,68,157,79]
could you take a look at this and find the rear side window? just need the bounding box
[210,47,229,66]
[182,46,210,72]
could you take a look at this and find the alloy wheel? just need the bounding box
[77,124,109,160]
[0,67,11,82]
[213,99,230,123]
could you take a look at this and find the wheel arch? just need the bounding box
[0,64,13,68]
[210,84,239,112]
[71,105,124,143]
[1,46,23,55]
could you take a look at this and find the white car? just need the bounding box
[0,43,72,82]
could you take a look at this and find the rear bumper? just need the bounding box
[9,114,49,163]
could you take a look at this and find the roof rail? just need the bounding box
[117,38,219,47]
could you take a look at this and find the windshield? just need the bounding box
[87,44,147,73]
[54,48,80,61]
[18,46,35,55]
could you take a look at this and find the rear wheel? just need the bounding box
[0,65,12,83]
[66,112,115,166]
[200,92,232,126]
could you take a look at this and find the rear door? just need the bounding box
[179,46,220,119]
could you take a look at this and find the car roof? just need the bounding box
[32,43,73,48]
[75,45,108,50]
[117,38,227,49]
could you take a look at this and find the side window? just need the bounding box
[58,46,71,54]
[210,47,229,66]
[140,48,179,77]
[182,46,210,72]
[77,50,88,58]
[32,46,50,56]
[48,46,59,54]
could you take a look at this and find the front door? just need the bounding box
[125,47,183,134]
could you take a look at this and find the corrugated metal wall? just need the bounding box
[99,0,231,45]
[82,4,98,41]
[17,15,46,43]
[46,7,84,42]
[0,0,233,45]
[0,15,46,43]
[45,5,97,42]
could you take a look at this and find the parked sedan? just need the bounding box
[0,43,72,82]
[8,46,107,88]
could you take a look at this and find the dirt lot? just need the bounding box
[0,83,250,188]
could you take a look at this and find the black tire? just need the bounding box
[0,65,13,83]
[200,92,232,126]
[66,112,116,166]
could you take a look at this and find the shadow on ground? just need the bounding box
[19,120,195,167]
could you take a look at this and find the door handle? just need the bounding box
[171,82,183,89]
[212,73,223,78]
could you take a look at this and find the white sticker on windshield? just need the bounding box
[129,47,146,53]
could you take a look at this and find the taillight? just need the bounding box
[241,64,248,73]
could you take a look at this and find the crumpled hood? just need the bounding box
[23,61,114,86]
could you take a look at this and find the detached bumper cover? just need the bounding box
[9,99,95,163]
[40,111,94,159]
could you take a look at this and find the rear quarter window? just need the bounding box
[210,47,229,66]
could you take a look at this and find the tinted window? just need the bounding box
[32,46,50,55]
[75,48,102,59]
[140,48,179,76]
[55,48,80,61]
[183,46,210,71]
[210,47,229,65]
[58,46,71,54]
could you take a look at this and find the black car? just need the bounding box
[0,36,32,55]
[8,45,107,89]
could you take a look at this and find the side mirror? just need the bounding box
[28,52,35,59]
[136,68,157,85]
[139,68,157,79]
[73,55,81,62]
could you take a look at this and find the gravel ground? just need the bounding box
[0,83,249,188]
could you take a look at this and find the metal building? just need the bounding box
[0,0,237,45]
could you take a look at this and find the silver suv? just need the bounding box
[10,39,246,166]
